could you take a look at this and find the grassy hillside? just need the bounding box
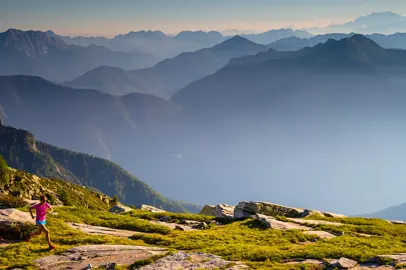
[2,205,406,269]
[0,165,111,210]
[0,123,200,213]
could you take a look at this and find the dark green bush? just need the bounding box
[0,222,37,240]
[0,195,27,208]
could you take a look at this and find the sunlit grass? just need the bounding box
[2,207,406,269]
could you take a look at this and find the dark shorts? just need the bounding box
[36,220,46,225]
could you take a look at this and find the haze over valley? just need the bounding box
[2,1,406,218]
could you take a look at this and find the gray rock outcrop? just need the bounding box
[34,245,167,270]
[137,204,165,213]
[138,251,249,270]
[234,201,304,219]
[0,208,35,230]
[108,204,132,214]
[200,204,235,218]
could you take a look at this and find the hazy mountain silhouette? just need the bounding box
[269,32,406,51]
[59,28,312,59]
[240,28,313,44]
[0,75,180,161]
[0,29,159,81]
[0,123,198,212]
[308,11,406,34]
[364,203,406,220]
[155,35,406,213]
[60,30,227,59]
[66,36,268,98]
[174,31,224,43]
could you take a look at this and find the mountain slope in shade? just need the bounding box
[0,75,181,162]
[0,29,159,82]
[268,33,406,51]
[240,28,313,44]
[66,36,268,98]
[307,11,406,34]
[0,123,199,212]
[363,203,406,221]
[173,35,406,110]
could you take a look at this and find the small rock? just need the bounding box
[108,204,132,214]
[107,262,117,269]
[137,204,165,213]
[337,257,358,269]
[175,225,185,231]
[159,216,171,222]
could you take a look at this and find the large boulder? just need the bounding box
[199,205,216,216]
[0,208,35,230]
[200,204,235,219]
[34,245,167,270]
[109,204,132,214]
[137,204,165,213]
[234,201,304,219]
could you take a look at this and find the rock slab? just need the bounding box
[68,223,139,237]
[34,245,167,270]
[138,251,249,270]
[200,204,235,218]
[109,204,133,214]
[0,208,35,230]
[338,257,358,269]
[234,201,304,219]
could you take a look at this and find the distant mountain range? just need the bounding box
[364,202,406,221]
[0,122,199,212]
[0,29,159,82]
[57,28,312,59]
[4,34,406,213]
[0,75,180,161]
[307,12,406,34]
[239,28,312,44]
[65,36,268,98]
[268,32,406,51]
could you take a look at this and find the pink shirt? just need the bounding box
[32,202,51,221]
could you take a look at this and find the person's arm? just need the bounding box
[29,206,35,219]
[48,204,54,214]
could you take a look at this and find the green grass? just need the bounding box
[55,207,172,235]
[2,207,406,269]
[124,209,215,223]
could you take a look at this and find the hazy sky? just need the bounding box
[1,0,406,37]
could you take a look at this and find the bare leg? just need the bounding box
[28,226,43,241]
[41,225,54,248]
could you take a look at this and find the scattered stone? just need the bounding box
[149,220,196,231]
[34,245,167,270]
[108,204,132,214]
[192,222,208,229]
[364,254,406,265]
[174,225,185,231]
[254,214,311,230]
[288,218,344,227]
[284,258,324,266]
[68,223,138,238]
[138,251,249,270]
[234,201,304,219]
[300,209,324,218]
[136,204,165,213]
[323,212,346,218]
[389,220,406,225]
[200,204,235,218]
[303,230,336,239]
[159,216,171,222]
[337,257,358,269]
